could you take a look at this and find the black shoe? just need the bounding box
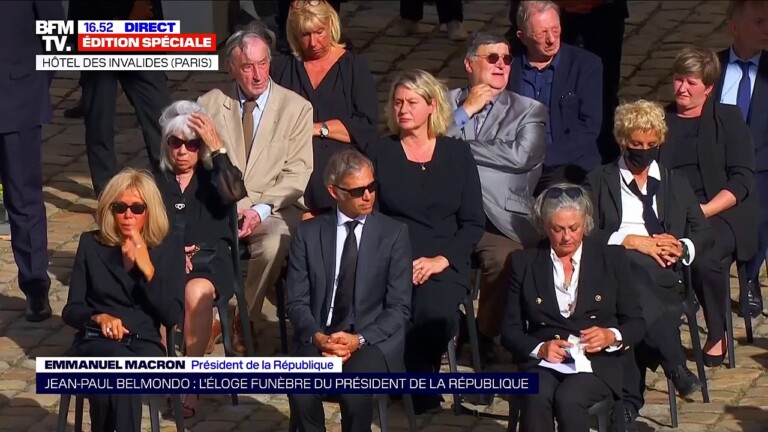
[666,365,702,397]
[63,101,83,119]
[624,406,639,432]
[26,296,52,322]
[747,279,763,319]
[703,340,726,367]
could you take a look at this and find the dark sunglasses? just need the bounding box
[477,53,512,66]
[291,0,320,8]
[167,135,202,152]
[110,202,147,215]
[545,186,583,200]
[335,181,378,198]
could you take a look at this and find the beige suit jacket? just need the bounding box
[197,81,313,214]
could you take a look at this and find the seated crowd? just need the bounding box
[61,1,767,431]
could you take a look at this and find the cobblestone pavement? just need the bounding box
[0,1,766,431]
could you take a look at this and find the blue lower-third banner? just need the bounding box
[36,372,539,395]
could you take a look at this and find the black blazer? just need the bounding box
[500,239,645,396]
[285,211,412,372]
[586,161,715,254]
[366,136,485,287]
[62,231,185,346]
[659,100,757,261]
[508,43,603,171]
[715,48,768,172]
[0,1,63,134]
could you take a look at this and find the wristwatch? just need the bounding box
[320,122,329,138]
[211,147,227,157]
[357,334,367,348]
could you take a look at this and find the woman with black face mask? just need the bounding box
[659,48,757,365]
[586,99,713,428]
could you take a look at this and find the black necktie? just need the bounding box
[626,177,664,235]
[328,220,359,332]
[735,59,752,121]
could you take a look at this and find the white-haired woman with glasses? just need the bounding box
[62,168,184,431]
[500,183,645,432]
[154,100,246,417]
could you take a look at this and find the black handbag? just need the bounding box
[83,322,134,345]
[189,244,218,274]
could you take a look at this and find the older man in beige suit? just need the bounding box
[198,20,313,353]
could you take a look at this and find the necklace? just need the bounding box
[419,162,426,171]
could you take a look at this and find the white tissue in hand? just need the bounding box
[567,335,593,373]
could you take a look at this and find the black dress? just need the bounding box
[271,50,378,213]
[367,135,484,408]
[154,153,246,300]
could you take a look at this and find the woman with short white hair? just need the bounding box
[501,183,645,432]
[154,100,246,418]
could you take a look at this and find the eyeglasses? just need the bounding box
[291,0,321,8]
[545,186,583,200]
[167,135,202,152]
[476,53,512,66]
[110,202,147,215]
[335,181,378,198]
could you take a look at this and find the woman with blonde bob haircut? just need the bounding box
[62,168,184,431]
[272,0,378,218]
[367,68,484,414]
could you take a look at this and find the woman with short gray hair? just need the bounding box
[154,100,246,418]
[501,183,645,432]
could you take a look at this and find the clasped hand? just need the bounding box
[238,209,261,238]
[538,327,615,363]
[626,233,683,268]
[412,256,449,285]
[313,332,359,363]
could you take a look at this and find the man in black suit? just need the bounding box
[285,149,411,432]
[507,0,603,196]
[715,0,768,317]
[69,0,170,196]
[0,1,64,322]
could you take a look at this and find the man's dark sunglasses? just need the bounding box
[335,181,378,198]
[110,202,147,215]
[477,53,512,66]
[545,186,583,200]
[167,135,202,152]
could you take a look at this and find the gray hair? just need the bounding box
[533,183,594,235]
[323,150,375,188]
[158,100,212,172]
[465,32,510,59]
[516,0,560,35]
[225,20,276,63]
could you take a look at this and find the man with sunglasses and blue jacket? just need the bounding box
[447,32,547,373]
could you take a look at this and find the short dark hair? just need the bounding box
[727,0,766,20]
[465,32,509,59]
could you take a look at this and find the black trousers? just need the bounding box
[405,279,465,407]
[560,4,626,164]
[81,71,170,196]
[520,367,612,432]
[289,343,388,432]
[691,216,734,345]
[67,337,165,432]
[277,0,342,38]
[400,0,463,24]
[621,308,687,413]
[0,127,50,299]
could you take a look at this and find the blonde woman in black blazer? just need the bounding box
[62,168,184,432]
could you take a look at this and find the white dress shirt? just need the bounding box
[529,244,622,358]
[607,158,695,265]
[237,81,273,222]
[325,208,366,328]
[720,47,760,106]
